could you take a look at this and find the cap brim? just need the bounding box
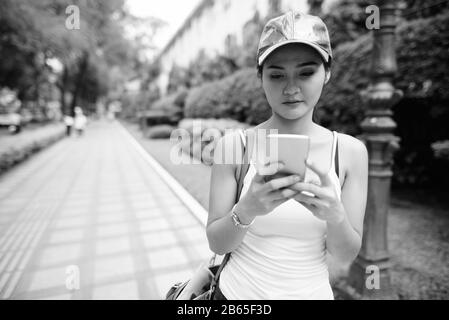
[258,40,329,66]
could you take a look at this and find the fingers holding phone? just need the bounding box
[237,160,301,220]
[256,162,301,193]
[234,133,311,222]
[262,171,291,183]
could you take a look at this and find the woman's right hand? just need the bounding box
[235,161,301,223]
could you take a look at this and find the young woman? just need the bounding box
[207,11,368,300]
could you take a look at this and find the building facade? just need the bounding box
[153,0,335,94]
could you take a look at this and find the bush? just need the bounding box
[319,12,449,128]
[139,110,172,128]
[150,90,186,123]
[316,12,449,187]
[322,0,373,49]
[175,118,250,165]
[184,68,271,124]
[229,69,272,125]
[167,50,240,94]
[0,124,65,175]
[178,118,249,133]
[145,124,175,139]
[184,77,234,119]
[139,89,188,129]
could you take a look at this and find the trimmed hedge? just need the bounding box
[176,118,250,166]
[138,89,187,129]
[152,89,187,112]
[145,124,175,139]
[184,68,272,124]
[0,123,65,175]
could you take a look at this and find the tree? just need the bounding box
[0,0,163,118]
[321,0,372,49]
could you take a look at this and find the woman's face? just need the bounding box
[261,43,327,121]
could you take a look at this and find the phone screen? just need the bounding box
[266,134,310,181]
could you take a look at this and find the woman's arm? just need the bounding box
[288,134,368,264]
[207,132,253,255]
[325,134,368,264]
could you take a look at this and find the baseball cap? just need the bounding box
[257,11,332,67]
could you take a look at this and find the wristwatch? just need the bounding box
[231,204,253,229]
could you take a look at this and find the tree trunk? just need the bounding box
[70,51,89,114]
[59,65,69,115]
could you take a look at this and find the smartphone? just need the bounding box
[265,133,310,181]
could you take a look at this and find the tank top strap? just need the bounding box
[330,131,338,171]
[238,129,246,148]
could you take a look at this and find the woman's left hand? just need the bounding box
[288,159,345,225]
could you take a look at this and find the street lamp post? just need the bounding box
[343,0,403,299]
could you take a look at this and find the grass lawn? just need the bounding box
[122,120,449,300]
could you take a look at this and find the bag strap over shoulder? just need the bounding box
[235,128,252,203]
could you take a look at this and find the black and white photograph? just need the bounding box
[0,0,448,303]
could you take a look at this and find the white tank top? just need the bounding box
[219,131,341,300]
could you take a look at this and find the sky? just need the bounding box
[126,0,202,59]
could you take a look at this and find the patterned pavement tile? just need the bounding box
[0,120,210,299]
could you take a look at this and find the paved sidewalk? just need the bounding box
[0,120,213,299]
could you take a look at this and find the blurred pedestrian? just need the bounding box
[208,11,368,300]
[63,114,74,136]
[74,106,87,136]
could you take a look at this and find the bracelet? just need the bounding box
[231,205,253,229]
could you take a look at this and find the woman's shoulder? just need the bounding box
[336,132,368,156]
[336,132,368,175]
